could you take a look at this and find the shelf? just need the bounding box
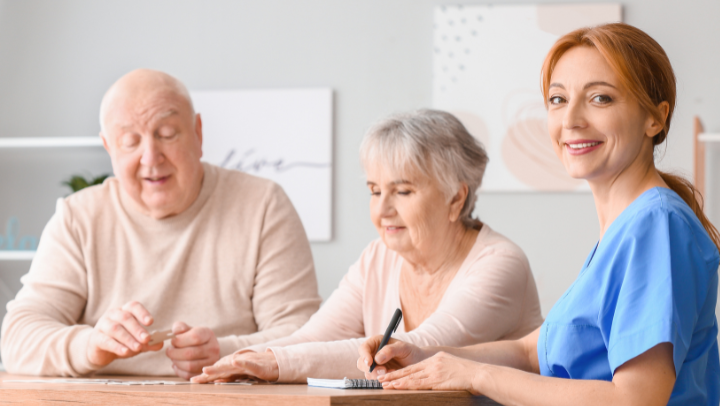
[0,137,103,148]
[699,133,720,142]
[0,251,35,260]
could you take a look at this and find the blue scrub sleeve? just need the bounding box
[600,210,710,377]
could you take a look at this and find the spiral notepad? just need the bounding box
[307,377,383,389]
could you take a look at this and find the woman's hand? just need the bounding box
[190,351,279,383]
[378,351,485,395]
[357,335,431,379]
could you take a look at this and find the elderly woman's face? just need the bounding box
[366,164,456,255]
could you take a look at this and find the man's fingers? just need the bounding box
[171,327,210,348]
[166,345,207,361]
[96,333,135,358]
[121,301,154,327]
[107,308,150,344]
[172,321,192,335]
[172,359,213,374]
[97,317,144,353]
[144,342,164,352]
[172,364,197,380]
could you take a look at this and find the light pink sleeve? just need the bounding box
[268,245,540,383]
[239,243,375,360]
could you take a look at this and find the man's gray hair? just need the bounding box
[360,109,489,229]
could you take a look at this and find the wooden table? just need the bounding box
[0,373,502,405]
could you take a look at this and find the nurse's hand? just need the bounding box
[191,351,279,383]
[357,336,431,379]
[377,351,484,395]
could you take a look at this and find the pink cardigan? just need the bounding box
[243,224,544,383]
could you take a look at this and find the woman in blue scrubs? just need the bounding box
[357,23,720,406]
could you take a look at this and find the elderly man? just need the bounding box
[0,69,322,379]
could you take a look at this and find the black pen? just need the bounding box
[369,308,403,373]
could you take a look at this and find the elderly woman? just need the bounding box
[192,109,543,383]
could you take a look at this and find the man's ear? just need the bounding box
[449,183,469,223]
[646,101,670,138]
[100,132,111,154]
[195,113,203,145]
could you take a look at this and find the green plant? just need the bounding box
[63,174,111,193]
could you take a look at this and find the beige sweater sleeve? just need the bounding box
[215,183,321,356]
[1,199,99,376]
[265,247,539,383]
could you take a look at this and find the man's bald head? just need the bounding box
[98,69,204,220]
[99,69,194,133]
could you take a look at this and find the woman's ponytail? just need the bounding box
[659,171,720,252]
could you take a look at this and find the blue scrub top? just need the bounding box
[538,187,720,405]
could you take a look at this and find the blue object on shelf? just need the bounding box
[0,217,38,251]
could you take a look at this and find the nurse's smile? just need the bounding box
[563,140,603,156]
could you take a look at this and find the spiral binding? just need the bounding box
[346,379,383,389]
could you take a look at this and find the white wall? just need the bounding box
[0,0,718,330]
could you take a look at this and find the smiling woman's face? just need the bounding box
[547,46,658,183]
[366,164,457,258]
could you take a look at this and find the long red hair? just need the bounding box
[541,23,720,251]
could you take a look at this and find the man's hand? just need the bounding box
[87,301,163,367]
[166,321,221,380]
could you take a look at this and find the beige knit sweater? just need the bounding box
[1,163,321,377]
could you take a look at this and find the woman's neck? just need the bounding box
[403,222,480,277]
[589,156,667,241]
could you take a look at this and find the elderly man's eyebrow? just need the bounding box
[115,109,180,131]
[583,81,617,90]
[156,109,179,119]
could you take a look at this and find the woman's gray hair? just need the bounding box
[360,109,489,228]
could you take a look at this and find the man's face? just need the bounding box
[101,90,204,219]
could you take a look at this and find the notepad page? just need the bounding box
[307,378,347,388]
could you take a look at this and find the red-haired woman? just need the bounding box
[357,23,720,406]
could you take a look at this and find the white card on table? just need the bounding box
[147,329,175,346]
